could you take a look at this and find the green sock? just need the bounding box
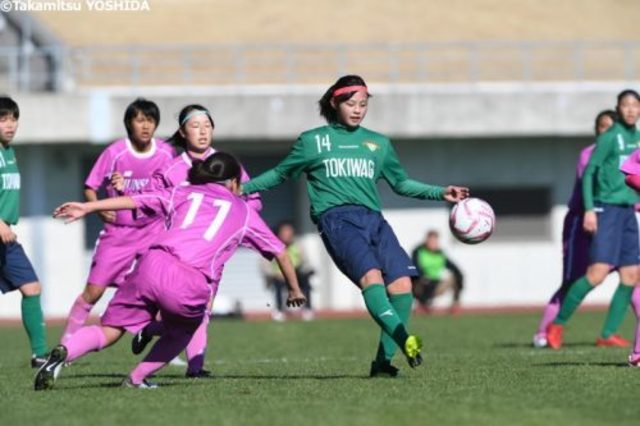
[554,276,594,325]
[362,284,409,351]
[600,284,633,338]
[375,292,413,363]
[21,294,48,357]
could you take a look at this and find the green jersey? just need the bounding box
[582,122,640,210]
[0,144,20,225]
[243,124,445,222]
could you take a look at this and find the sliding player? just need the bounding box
[35,153,306,390]
[243,75,469,376]
[129,104,261,378]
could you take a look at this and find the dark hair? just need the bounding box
[188,152,241,185]
[276,220,295,234]
[0,96,19,119]
[318,75,370,124]
[123,98,160,137]
[167,104,215,152]
[594,109,617,134]
[426,230,439,238]
[617,89,640,105]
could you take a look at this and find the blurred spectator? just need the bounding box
[261,221,314,321]
[411,230,464,314]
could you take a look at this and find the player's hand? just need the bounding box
[53,202,90,224]
[98,210,117,223]
[111,172,125,193]
[286,289,307,308]
[0,220,17,243]
[443,186,470,203]
[583,210,597,234]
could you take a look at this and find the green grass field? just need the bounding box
[0,311,638,426]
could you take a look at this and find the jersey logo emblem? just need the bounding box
[363,141,379,152]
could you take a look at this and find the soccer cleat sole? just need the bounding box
[34,345,67,391]
[404,335,423,368]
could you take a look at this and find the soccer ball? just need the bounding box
[449,198,495,244]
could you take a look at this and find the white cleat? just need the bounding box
[532,334,548,348]
[169,356,188,367]
[121,377,158,389]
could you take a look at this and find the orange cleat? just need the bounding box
[595,334,631,347]
[546,323,564,350]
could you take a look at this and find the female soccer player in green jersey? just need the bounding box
[243,75,469,376]
[547,89,640,349]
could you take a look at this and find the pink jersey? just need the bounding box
[151,148,262,211]
[567,144,595,212]
[621,148,640,176]
[132,183,283,282]
[85,138,175,227]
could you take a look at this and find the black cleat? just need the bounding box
[131,329,153,355]
[31,355,48,369]
[185,369,213,378]
[34,345,67,391]
[369,361,399,378]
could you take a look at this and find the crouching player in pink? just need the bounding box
[35,153,306,390]
[134,104,262,377]
[619,147,640,366]
[61,99,174,345]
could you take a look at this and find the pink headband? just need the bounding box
[332,85,368,98]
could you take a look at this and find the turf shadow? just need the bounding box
[158,373,370,380]
[494,342,594,349]
[533,361,629,368]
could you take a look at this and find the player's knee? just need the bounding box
[359,269,383,287]
[19,281,41,297]
[586,270,607,286]
[387,277,412,294]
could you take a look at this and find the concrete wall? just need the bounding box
[0,82,632,318]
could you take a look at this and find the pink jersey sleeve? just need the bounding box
[85,146,114,190]
[576,144,595,179]
[621,149,640,176]
[131,188,175,219]
[240,166,262,211]
[241,209,285,260]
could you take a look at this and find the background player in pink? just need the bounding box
[35,153,306,390]
[532,110,617,347]
[60,98,175,345]
[134,104,261,377]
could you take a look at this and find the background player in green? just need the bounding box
[547,90,640,349]
[0,96,48,367]
[243,75,469,376]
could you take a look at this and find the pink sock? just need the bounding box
[632,287,640,357]
[61,295,94,345]
[535,289,564,336]
[130,326,195,384]
[186,311,210,373]
[65,325,107,362]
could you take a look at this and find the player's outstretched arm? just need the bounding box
[53,197,137,224]
[274,251,307,308]
[84,187,116,224]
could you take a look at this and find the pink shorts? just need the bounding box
[87,220,165,287]
[100,248,212,333]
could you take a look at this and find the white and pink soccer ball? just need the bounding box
[449,198,495,244]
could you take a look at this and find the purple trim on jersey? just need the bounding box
[151,148,262,211]
[621,148,640,176]
[567,144,595,212]
[85,138,175,227]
